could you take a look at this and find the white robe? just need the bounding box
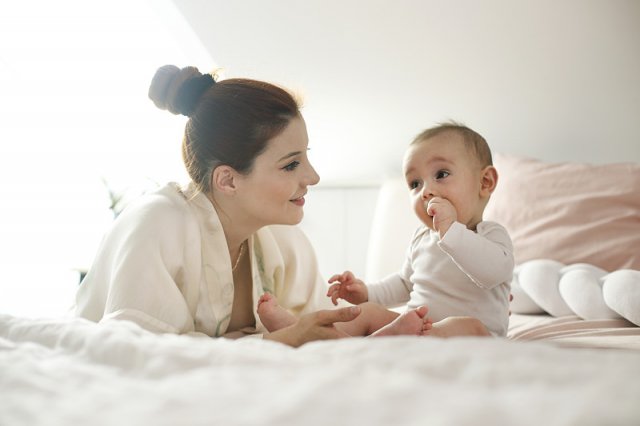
[75,182,333,337]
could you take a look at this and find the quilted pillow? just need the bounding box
[484,154,640,272]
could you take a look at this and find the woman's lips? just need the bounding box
[290,196,305,206]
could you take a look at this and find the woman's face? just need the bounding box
[234,116,320,227]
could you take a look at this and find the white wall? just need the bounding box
[298,186,379,280]
[173,0,640,187]
[0,0,211,317]
[298,183,421,283]
[170,0,640,282]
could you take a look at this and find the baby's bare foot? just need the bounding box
[422,315,434,335]
[372,306,432,337]
[428,316,491,338]
[256,293,296,332]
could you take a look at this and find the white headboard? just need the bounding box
[364,178,420,282]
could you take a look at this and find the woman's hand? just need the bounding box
[264,306,362,347]
[326,271,369,305]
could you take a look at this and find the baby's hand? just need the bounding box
[426,197,456,238]
[326,271,369,306]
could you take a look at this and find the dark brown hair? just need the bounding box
[148,65,301,193]
[412,121,493,168]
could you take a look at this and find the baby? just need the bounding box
[258,122,514,337]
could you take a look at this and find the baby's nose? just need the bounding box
[421,186,433,199]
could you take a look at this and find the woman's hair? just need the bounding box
[411,121,493,168]
[148,65,301,193]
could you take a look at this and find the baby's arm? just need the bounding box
[326,271,369,305]
[438,221,514,289]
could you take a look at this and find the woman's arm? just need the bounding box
[76,188,202,334]
[263,306,362,347]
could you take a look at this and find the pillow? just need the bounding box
[484,154,640,272]
[513,259,640,325]
[603,270,640,326]
[557,263,620,320]
[517,259,574,317]
[510,264,545,314]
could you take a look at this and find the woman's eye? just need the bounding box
[435,170,449,179]
[283,161,300,171]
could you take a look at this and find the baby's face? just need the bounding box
[402,132,486,230]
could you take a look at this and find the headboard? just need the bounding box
[365,178,419,282]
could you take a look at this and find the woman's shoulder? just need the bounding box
[111,183,199,240]
[120,183,190,219]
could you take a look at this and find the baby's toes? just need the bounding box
[258,293,271,306]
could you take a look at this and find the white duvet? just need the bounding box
[1,313,639,426]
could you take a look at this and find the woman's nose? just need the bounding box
[306,163,320,186]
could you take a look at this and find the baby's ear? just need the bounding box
[480,165,498,197]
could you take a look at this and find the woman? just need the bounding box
[75,65,361,347]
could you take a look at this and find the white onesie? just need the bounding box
[367,221,514,336]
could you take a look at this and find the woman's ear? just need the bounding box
[211,165,238,195]
[480,165,498,198]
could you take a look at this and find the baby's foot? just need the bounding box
[372,306,433,337]
[428,316,491,338]
[256,293,297,332]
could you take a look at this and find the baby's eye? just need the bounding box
[408,180,420,190]
[435,170,450,180]
[283,161,300,171]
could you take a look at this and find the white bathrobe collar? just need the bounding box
[181,183,271,336]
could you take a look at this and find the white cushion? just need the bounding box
[517,259,573,317]
[558,263,620,320]
[510,265,545,314]
[603,270,640,326]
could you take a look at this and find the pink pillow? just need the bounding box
[484,154,640,272]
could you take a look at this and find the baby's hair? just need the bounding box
[411,121,493,167]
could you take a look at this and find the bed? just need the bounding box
[1,154,639,425]
[1,313,640,426]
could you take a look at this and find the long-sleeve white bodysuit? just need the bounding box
[367,221,514,336]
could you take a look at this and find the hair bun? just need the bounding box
[148,65,213,116]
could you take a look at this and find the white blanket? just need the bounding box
[1,313,639,426]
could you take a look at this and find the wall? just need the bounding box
[170,0,640,282]
[173,0,640,187]
[0,0,211,317]
[298,186,379,280]
[298,183,419,283]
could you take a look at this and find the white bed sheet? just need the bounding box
[508,313,640,350]
[1,313,640,426]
